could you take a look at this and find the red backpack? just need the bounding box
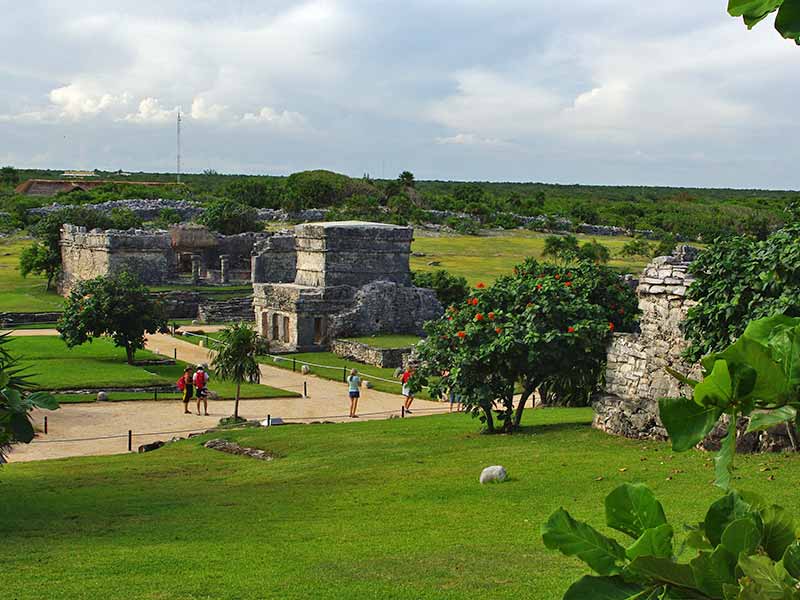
[176,376,186,391]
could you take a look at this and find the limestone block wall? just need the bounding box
[330,339,413,369]
[59,224,174,294]
[251,233,297,283]
[594,247,701,440]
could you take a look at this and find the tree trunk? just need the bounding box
[125,344,135,365]
[234,381,241,420]
[482,406,495,433]
[513,383,537,428]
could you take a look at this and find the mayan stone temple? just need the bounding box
[251,221,442,352]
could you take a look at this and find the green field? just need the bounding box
[10,336,298,402]
[0,238,64,312]
[411,231,649,286]
[1,408,796,599]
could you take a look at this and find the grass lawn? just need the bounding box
[1,409,797,599]
[345,334,421,348]
[0,237,64,312]
[9,336,298,401]
[259,351,433,399]
[411,231,649,286]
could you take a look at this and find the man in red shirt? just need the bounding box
[193,366,210,416]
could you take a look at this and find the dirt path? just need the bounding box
[8,331,450,463]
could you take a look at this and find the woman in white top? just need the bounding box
[348,369,361,418]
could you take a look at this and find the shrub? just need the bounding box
[109,207,143,230]
[444,216,479,235]
[198,199,260,234]
[411,270,469,307]
[543,482,800,599]
[683,224,800,361]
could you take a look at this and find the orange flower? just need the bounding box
[555,274,561,280]
[618,308,625,315]
[564,281,572,287]
[457,331,466,339]
[475,313,484,321]
[488,312,495,320]
[608,322,615,331]
[567,326,575,333]
[448,317,453,321]
[567,272,573,278]
[469,298,479,306]
[495,327,503,334]
[476,282,486,289]
[536,284,543,291]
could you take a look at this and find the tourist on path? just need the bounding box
[177,367,194,414]
[348,368,361,418]
[401,367,415,413]
[194,366,209,416]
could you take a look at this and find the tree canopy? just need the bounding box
[211,323,262,420]
[729,0,800,44]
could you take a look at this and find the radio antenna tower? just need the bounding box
[176,108,182,183]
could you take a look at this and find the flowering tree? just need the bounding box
[413,259,638,433]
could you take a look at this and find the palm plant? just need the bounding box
[211,323,261,420]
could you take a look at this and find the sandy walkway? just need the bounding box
[8,331,450,463]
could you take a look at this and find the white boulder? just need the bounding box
[479,465,507,484]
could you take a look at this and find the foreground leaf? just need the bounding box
[737,554,786,598]
[563,575,648,600]
[626,556,697,590]
[781,541,800,579]
[761,506,797,561]
[747,407,797,433]
[659,397,723,452]
[714,418,737,490]
[775,0,800,43]
[605,483,668,539]
[705,492,754,547]
[542,508,626,576]
[720,515,763,556]
[690,546,737,599]
[626,525,674,560]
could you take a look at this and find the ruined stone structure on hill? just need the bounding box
[59,224,271,295]
[593,246,701,440]
[252,221,442,352]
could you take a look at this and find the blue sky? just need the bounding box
[1,1,798,188]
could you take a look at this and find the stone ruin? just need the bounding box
[252,221,442,352]
[594,246,796,452]
[59,223,271,295]
[593,246,700,440]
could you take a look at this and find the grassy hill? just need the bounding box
[1,409,796,599]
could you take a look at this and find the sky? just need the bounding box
[1,1,798,189]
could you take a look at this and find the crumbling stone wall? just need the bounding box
[59,224,175,294]
[593,246,700,440]
[251,233,297,283]
[331,339,414,369]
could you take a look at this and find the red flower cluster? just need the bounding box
[468,298,479,306]
[608,322,615,331]
[475,313,484,321]
[476,282,486,289]
[618,308,625,315]
[555,274,561,280]
[457,331,467,339]
[564,281,572,288]
[488,312,496,320]
[536,284,543,291]
[567,326,575,333]
[495,327,503,334]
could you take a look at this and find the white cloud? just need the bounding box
[434,133,506,146]
[190,97,229,122]
[48,83,127,120]
[123,97,176,123]
[239,107,307,129]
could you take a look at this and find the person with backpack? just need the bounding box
[193,366,209,416]
[348,368,361,418]
[401,366,415,414]
[177,367,194,414]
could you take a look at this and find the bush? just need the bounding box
[109,207,143,230]
[411,270,470,307]
[683,224,800,361]
[444,216,479,235]
[543,482,800,599]
[153,208,182,229]
[198,199,260,234]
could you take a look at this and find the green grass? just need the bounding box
[411,231,649,286]
[1,322,58,330]
[0,237,64,312]
[10,336,298,401]
[2,409,798,599]
[259,351,431,399]
[345,334,421,348]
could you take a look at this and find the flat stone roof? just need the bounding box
[298,221,410,230]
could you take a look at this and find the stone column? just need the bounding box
[220,255,229,283]
[191,254,201,284]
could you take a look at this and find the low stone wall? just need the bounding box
[151,291,202,320]
[31,198,204,221]
[197,297,254,323]
[330,339,412,368]
[0,311,62,325]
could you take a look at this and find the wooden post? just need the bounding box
[44,416,48,434]
[292,358,296,372]
[401,406,405,418]
[128,430,133,452]
[303,381,308,398]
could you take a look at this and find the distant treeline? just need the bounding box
[1,166,796,241]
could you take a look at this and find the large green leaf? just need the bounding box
[690,546,737,599]
[705,492,754,547]
[626,556,697,590]
[737,554,786,598]
[761,506,797,561]
[766,324,800,388]
[9,412,34,443]
[27,391,59,411]
[721,515,763,556]
[713,338,788,407]
[605,483,668,539]
[658,397,723,452]
[715,417,737,490]
[781,541,800,579]
[626,525,674,561]
[563,575,648,600]
[743,314,799,346]
[542,508,627,576]
[2,387,28,413]
[694,360,734,408]
[776,0,800,43]
[747,407,797,433]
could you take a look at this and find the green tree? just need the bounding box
[198,199,260,235]
[579,240,611,264]
[729,0,800,44]
[413,259,638,432]
[20,206,112,291]
[0,166,19,186]
[57,272,167,365]
[109,207,143,230]
[397,171,415,188]
[0,333,58,462]
[619,237,652,259]
[542,234,580,263]
[211,323,262,420]
[153,208,182,229]
[683,223,800,361]
[225,178,285,209]
[411,270,470,307]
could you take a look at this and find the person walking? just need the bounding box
[177,367,194,414]
[348,368,361,418]
[401,366,415,414]
[193,366,210,416]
